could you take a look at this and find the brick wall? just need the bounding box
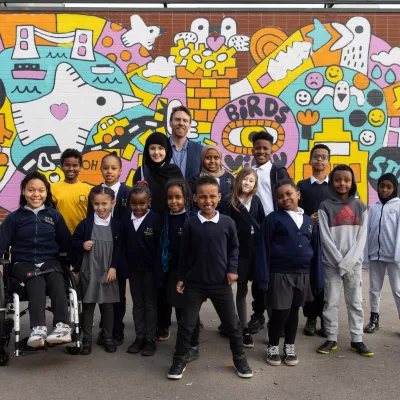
[0,10,399,222]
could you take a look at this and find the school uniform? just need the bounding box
[0,203,71,327]
[120,209,162,342]
[86,182,130,336]
[175,212,244,357]
[72,214,120,341]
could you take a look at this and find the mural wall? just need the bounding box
[1,11,400,217]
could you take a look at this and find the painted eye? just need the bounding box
[198,25,204,30]
[97,97,106,106]
[226,25,231,30]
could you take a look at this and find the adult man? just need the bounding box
[169,105,203,183]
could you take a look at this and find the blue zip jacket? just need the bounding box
[0,203,71,265]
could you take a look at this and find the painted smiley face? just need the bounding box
[368,108,385,127]
[305,72,324,89]
[359,130,376,146]
[295,90,312,106]
[325,65,344,84]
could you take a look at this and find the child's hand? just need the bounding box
[176,281,185,294]
[311,212,319,225]
[227,273,238,285]
[83,240,94,251]
[75,272,79,282]
[106,268,117,283]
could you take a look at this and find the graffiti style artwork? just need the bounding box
[1,13,400,212]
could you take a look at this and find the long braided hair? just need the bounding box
[160,179,193,272]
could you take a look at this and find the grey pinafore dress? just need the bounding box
[80,224,119,304]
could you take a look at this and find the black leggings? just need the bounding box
[268,306,300,346]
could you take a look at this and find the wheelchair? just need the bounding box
[0,251,82,366]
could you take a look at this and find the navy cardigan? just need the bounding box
[87,183,130,221]
[256,209,323,290]
[71,214,121,272]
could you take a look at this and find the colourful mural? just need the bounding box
[1,13,400,212]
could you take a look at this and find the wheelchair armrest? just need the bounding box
[0,258,11,266]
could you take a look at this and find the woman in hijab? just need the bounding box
[199,145,234,214]
[133,132,184,216]
[365,173,400,333]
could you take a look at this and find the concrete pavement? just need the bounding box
[1,270,399,400]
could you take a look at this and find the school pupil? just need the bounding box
[86,152,130,347]
[51,149,92,234]
[120,184,162,357]
[248,131,290,336]
[200,145,234,213]
[227,167,265,348]
[365,173,400,333]
[317,165,373,357]
[72,187,120,355]
[0,172,72,348]
[160,180,200,360]
[256,179,322,366]
[297,144,331,338]
[167,175,253,380]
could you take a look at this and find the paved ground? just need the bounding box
[1,269,399,400]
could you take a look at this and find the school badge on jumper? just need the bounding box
[44,216,55,225]
[308,225,313,234]
[79,195,86,204]
[121,198,127,207]
[144,227,154,236]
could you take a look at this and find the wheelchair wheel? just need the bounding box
[0,347,9,366]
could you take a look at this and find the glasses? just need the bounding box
[312,154,329,161]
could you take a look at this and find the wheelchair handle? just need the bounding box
[25,267,57,281]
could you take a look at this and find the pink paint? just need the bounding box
[12,70,46,80]
[206,35,226,52]
[387,130,399,147]
[20,41,28,50]
[390,117,400,128]
[0,170,25,212]
[149,78,187,109]
[50,103,69,120]
[20,29,28,39]
[257,73,272,88]
[78,46,87,57]
[79,34,88,44]
[368,182,379,206]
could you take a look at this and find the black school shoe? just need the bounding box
[243,328,254,348]
[266,345,281,366]
[186,347,200,362]
[104,338,117,353]
[141,340,156,356]
[283,344,298,366]
[167,356,188,380]
[351,342,374,357]
[97,329,105,346]
[317,340,338,354]
[233,354,253,378]
[113,331,124,346]
[127,338,144,354]
[81,341,92,355]
[248,316,265,334]
[156,329,170,341]
[303,319,317,336]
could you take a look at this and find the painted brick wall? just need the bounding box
[0,10,400,222]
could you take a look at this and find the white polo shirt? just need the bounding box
[253,161,274,215]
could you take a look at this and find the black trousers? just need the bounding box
[303,291,324,320]
[268,306,300,346]
[83,303,113,341]
[175,285,243,357]
[128,271,157,341]
[251,280,266,320]
[113,274,127,334]
[157,286,172,332]
[175,308,200,348]
[11,260,69,328]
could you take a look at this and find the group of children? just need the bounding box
[1,129,400,380]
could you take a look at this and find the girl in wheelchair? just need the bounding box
[0,172,72,348]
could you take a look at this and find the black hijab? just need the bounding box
[378,173,398,204]
[142,132,183,214]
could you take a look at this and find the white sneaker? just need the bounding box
[46,322,72,344]
[27,326,47,348]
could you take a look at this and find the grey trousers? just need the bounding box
[323,265,364,343]
[369,260,400,314]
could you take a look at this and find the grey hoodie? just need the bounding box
[318,191,368,276]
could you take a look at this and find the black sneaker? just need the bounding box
[243,328,254,348]
[248,316,265,334]
[233,353,253,378]
[127,338,144,354]
[351,342,374,357]
[317,340,338,354]
[303,318,317,336]
[364,312,379,333]
[81,341,92,355]
[156,329,170,341]
[97,329,105,346]
[141,340,156,357]
[104,338,117,353]
[266,345,281,366]
[186,347,200,363]
[167,356,188,380]
[113,331,124,346]
[283,344,298,366]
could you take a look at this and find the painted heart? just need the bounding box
[206,35,226,52]
[224,155,244,172]
[50,103,68,121]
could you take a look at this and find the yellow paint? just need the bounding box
[294,118,369,203]
[201,79,217,88]
[204,138,217,146]
[325,65,344,84]
[0,99,17,148]
[368,109,385,127]
[201,98,217,109]
[197,122,212,133]
[138,129,154,146]
[126,169,136,186]
[122,144,136,161]
[0,166,7,181]
[187,88,195,97]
